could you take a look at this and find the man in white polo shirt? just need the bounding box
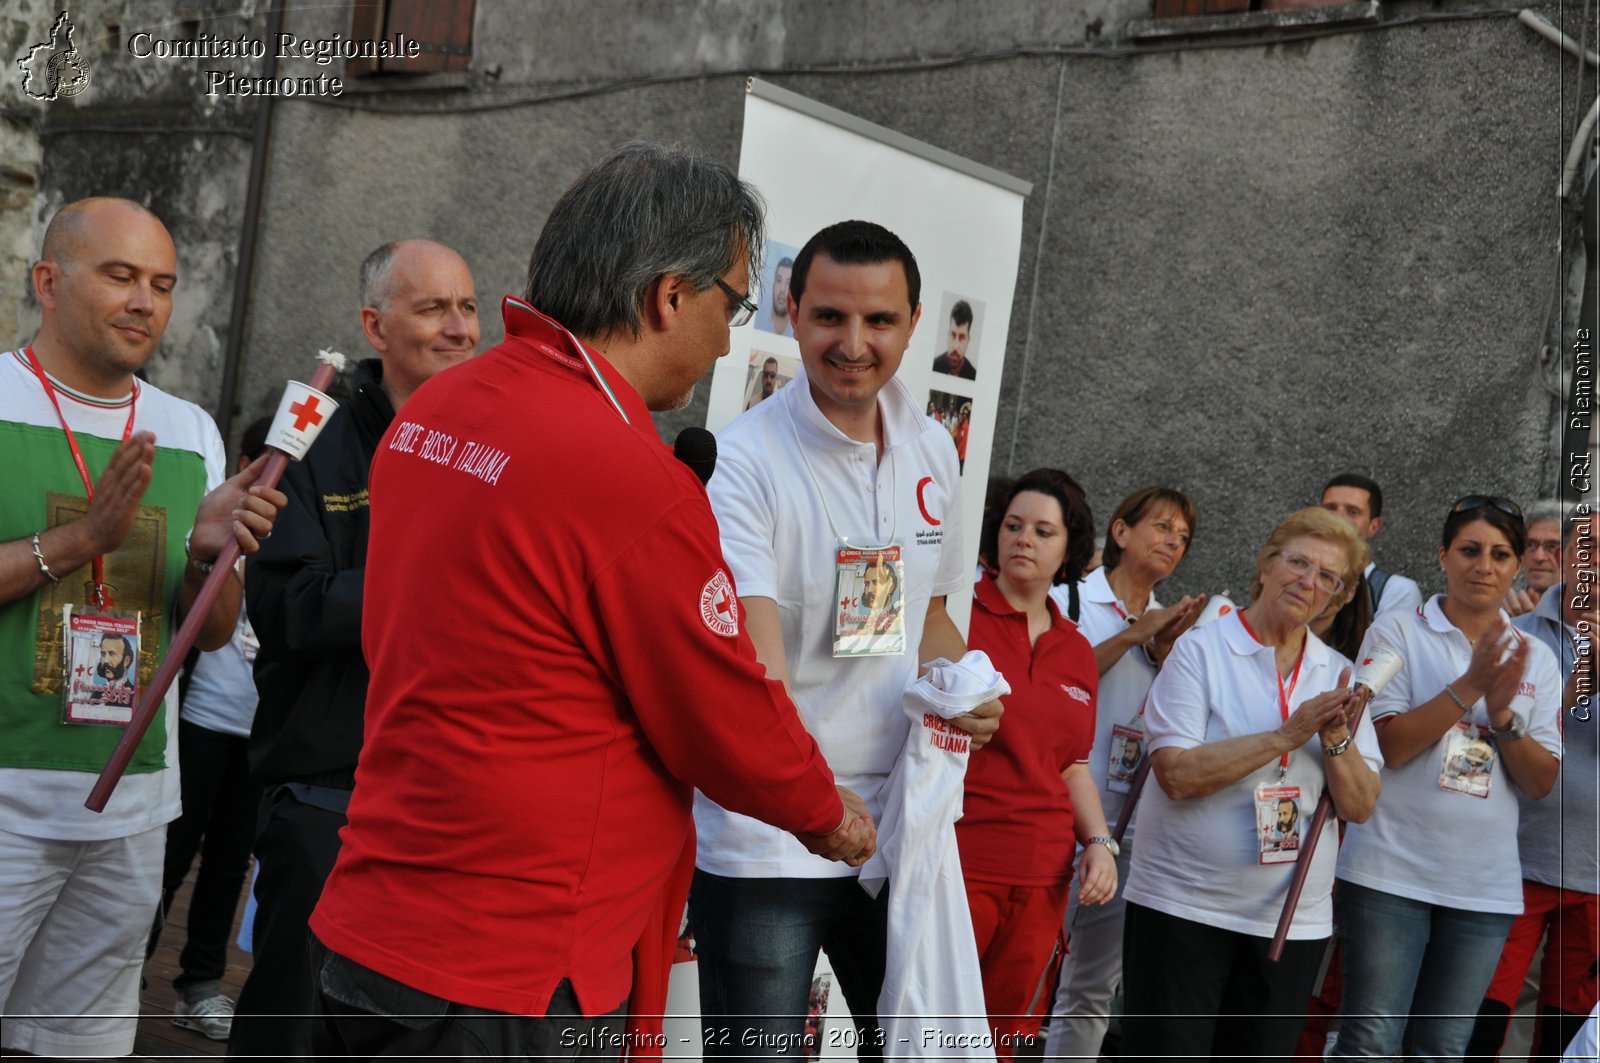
[692,220,1001,1056]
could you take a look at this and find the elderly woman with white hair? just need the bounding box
[1119,507,1382,1063]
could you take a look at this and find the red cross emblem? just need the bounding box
[288,395,324,432]
[699,570,739,638]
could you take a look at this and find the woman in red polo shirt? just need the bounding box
[957,468,1116,1058]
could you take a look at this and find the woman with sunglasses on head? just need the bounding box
[1332,496,1563,1062]
[955,469,1111,1059]
[1045,486,1203,1061]
[1118,508,1382,1063]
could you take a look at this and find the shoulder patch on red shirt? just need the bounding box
[1061,684,1092,704]
[700,570,739,638]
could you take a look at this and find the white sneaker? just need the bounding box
[173,993,235,1040]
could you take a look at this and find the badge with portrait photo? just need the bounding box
[833,543,905,658]
[1439,720,1496,798]
[61,604,143,726]
[1254,783,1302,865]
[1107,723,1146,793]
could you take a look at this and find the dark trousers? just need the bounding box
[146,719,259,995]
[690,870,889,1060]
[1120,901,1327,1063]
[311,934,627,1059]
[227,786,347,1058]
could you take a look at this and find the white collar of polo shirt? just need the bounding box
[1218,607,1333,672]
[786,361,929,455]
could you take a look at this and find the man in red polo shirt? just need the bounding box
[307,143,872,1060]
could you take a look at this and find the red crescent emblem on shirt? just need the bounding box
[916,476,940,526]
[699,570,739,638]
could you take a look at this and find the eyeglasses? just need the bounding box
[1451,495,1524,522]
[714,278,757,327]
[1277,550,1345,596]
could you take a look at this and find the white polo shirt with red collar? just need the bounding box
[1123,611,1379,939]
[695,362,967,879]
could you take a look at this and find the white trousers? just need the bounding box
[0,823,166,1058]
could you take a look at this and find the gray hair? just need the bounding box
[1525,499,1567,529]
[524,141,764,338]
[359,242,402,312]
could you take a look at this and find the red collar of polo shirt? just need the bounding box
[502,295,651,428]
[973,572,1067,627]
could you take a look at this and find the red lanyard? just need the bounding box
[24,346,138,609]
[1237,610,1304,774]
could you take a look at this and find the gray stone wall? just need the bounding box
[3,0,264,406]
[8,0,1592,599]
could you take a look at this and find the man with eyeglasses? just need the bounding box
[1505,499,1567,616]
[304,144,871,1059]
[746,356,781,411]
[692,219,1002,1056]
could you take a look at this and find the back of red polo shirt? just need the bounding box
[310,304,842,1018]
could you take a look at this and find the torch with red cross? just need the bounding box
[86,352,346,811]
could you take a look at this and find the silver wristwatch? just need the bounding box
[1088,835,1120,857]
[1490,712,1528,742]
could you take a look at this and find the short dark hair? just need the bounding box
[1442,497,1527,556]
[789,221,920,312]
[1100,486,1198,574]
[240,414,272,462]
[979,468,1095,587]
[101,633,133,659]
[950,299,973,328]
[774,256,793,275]
[1323,473,1384,519]
[524,141,764,339]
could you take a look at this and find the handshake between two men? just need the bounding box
[791,698,1004,867]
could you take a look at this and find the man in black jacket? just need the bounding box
[229,240,478,1057]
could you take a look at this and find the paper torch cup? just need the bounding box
[1354,644,1405,696]
[1194,593,1237,628]
[267,381,340,460]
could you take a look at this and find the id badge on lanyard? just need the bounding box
[833,541,906,658]
[1439,720,1496,798]
[24,347,145,726]
[62,604,143,726]
[1107,719,1146,793]
[1255,783,1303,864]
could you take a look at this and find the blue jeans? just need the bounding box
[1332,880,1515,1062]
[689,871,888,1060]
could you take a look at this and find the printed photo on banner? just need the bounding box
[743,350,798,411]
[928,389,972,473]
[756,238,800,338]
[932,292,984,381]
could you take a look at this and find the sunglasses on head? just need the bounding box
[1450,495,1524,522]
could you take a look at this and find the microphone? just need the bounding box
[673,427,717,485]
